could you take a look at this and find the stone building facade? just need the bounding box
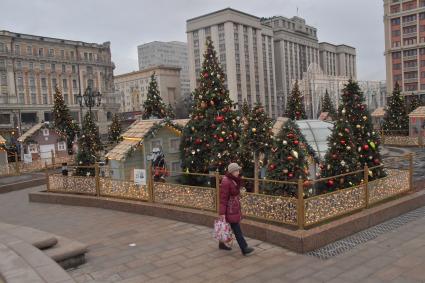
[0,30,119,142]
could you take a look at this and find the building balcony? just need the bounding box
[404,66,418,71]
[403,32,417,38]
[403,55,418,61]
[404,77,419,83]
[402,20,417,27]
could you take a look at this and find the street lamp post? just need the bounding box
[77,86,102,120]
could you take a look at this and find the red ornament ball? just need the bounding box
[288,173,294,178]
[287,133,295,139]
[269,164,276,170]
[211,124,217,129]
[287,156,293,161]
[218,138,224,143]
[374,159,380,165]
[294,140,299,145]
[215,115,224,123]
[327,180,335,187]
[340,140,346,145]
[195,138,201,145]
[363,144,369,150]
[203,72,209,78]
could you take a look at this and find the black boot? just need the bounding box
[242,247,254,256]
[219,242,232,251]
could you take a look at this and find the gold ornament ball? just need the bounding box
[252,128,257,133]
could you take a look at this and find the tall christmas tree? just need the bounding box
[76,112,102,176]
[239,103,273,180]
[320,109,361,192]
[321,89,337,119]
[108,114,122,145]
[180,39,240,174]
[166,103,176,119]
[266,119,310,197]
[142,73,167,119]
[340,79,386,179]
[382,82,409,135]
[52,85,78,153]
[285,80,307,120]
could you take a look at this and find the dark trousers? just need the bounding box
[230,223,248,250]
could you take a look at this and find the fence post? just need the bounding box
[409,153,414,192]
[254,152,259,194]
[381,129,385,145]
[297,179,304,230]
[215,172,220,214]
[51,150,55,167]
[364,165,369,208]
[94,163,100,197]
[14,152,19,174]
[45,168,50,192]
[147,165,154,203]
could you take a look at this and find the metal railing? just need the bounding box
[45,153,413,230]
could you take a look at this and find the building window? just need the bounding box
[40,63,45,71]
[70,51,74,59]
[27,46,32,55]
[31,93,36,104]
[170,161,181,176]
[151,139,162,149]
[62,79,67,90]
[72,79,77,89]
[57,141,66,151]
[48,48,54,57]
[72,65,76,73]
[38,48,43,57]
[391,18,401,25]
[15,44,20,55]
[51,63,56,71]
[61,50,65,58]
[29,62,33,70]
[169,138,180,153]
[28,144,38,153]
[52,78,57,90]
[62,64,66,73]
[0,114,10,125]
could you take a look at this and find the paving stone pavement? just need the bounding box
[0,186,425,282]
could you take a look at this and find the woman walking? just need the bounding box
[218,163,254,255]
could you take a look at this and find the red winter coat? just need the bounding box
[219,174,242,223]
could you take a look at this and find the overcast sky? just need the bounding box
[1,0,384,80]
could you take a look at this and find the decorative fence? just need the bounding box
[0,153,75,177]
[380,130,424,147]
[46,154,413,229]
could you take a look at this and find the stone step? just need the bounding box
[0,233,75,283]
[0,222,87,269]
[43,236,87,270]
[0,222,57,250]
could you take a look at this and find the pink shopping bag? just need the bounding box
[213,218,233,244]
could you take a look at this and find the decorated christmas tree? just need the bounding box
[239,103,273,180]
[52,85,78,153]
[320,108,361,192]
[107,114,122,145]
[241,99,250,118]
[382,82,409,135]
[340,79,386,179]
[76,112,102,176]
[321,89,337,119]
[166,103,176,119]
[180,39,240,175]
[266,119,310,197]
[407,95,421,114]
[142,73,167,119]
[285,80,307,120]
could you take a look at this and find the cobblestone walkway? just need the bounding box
[0,186,425,282]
